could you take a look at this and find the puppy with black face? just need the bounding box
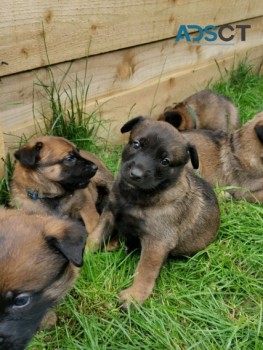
[159,90,240,132]
[0,207,86,350]
[88,117,220,308]
[10,136,113,233]
[181,111,263,202]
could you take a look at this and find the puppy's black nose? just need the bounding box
[91,163,98,172]
[86,163,98,173]
[130,167,143,180]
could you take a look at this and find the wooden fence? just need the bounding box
[1,0,263,176]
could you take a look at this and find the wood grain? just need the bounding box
[1,16,262,146]
[1,45,262,175]
[2,49,262,151]
[1,0,262,76]
[0,16,262,177]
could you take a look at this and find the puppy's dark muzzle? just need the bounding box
[80,162,98,181]
[121,159,155,190]
[0,335,28,350]
[129,167,144,180]
[86,163,98,177]
[59,162,98,191]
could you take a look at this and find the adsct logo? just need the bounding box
[175,24,251,45]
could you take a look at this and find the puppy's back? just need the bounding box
[186,90,240,132]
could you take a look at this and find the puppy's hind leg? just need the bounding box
[119,237,170,308]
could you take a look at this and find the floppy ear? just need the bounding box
[188,144,199,169]
[254,123,263,143]
[14,142,43,169]
[120,116,148,134]
[163,110,183,128]
[44,220,87,267]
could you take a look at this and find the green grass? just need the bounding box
[28,197,263,350]
[34,63,106,151]
[32,59,122,173]
[1,60,263,349]
[0,153,14,206]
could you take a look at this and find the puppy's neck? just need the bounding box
[14,164,66,198]
[25,188,68,201]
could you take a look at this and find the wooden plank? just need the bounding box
[90,47,263,142]
[0,123,5,178]
[1,0,263,76]
[0,47,262,177]
[2,47,262,154]
[1,16,262,149]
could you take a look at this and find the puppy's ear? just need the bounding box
[44,220,87,267]
[121,116,148,133]
[163,110,182,128]
[188,144,199,169]
[254,123,263,143]
[14,142,43,169]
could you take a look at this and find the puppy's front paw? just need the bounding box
[119,287,146,310]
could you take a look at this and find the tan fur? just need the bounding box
[10,136,113,233]
[0,207,86,346]
[88,117,220,307]
[159,90,240,132]
[182,111,263,202]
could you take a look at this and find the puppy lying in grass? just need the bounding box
[181,111,263,202]
[159,90,240,132]
[88,117,220,308]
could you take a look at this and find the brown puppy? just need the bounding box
[181,111,263,202]
[10,136,113,233]
[87,117,220,308]
[0,207,86,350]
[159,90,240,132]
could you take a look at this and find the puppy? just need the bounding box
[181,111,263,202]
[87,117,220,308]
[0,207,86,350]
[10,136,113,233]
[158,90,240,132]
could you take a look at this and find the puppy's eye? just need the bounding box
[13,293,32,309]
[63,153,77,166]
[132,140,140,149]
[35,142,43,151]
[161,158,170,167]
